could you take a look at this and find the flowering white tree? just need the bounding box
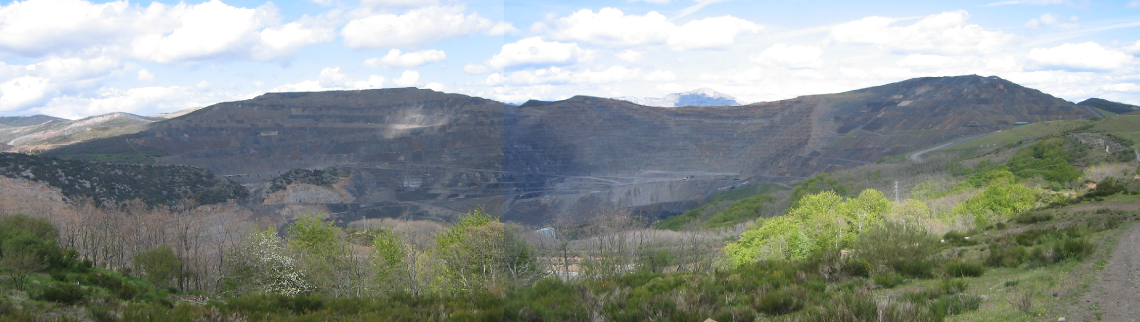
[227,228,312,296]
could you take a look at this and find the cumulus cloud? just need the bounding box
[0,0,333,63]
[272,67,388,92]
[616,50,644,63]
[1028,42,1133,71]
[750,44,824,69]
[463,63,490,74]
[984,0,1069,6]
[485,37,595,69]
[364,49,446,68]
[35,85,231,118]
[547,8,761,50]
[137,69,154,81]
[642,70,677,82]
[1025,13,1079,29]
[0,76,50,111]
[341,6,501,49]
[895,54,972,69]
[483,66,641,86]
[829,10,1013,55]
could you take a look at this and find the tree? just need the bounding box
[435,208,540,293]
[1,250,44,291]
[952,179,1037,228]
[134,245,183,289]
[225,228,311,296]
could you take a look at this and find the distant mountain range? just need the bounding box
[0,107,202,152]
[613,88,742,107]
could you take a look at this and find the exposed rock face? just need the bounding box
[0,112,155,151]
[45,76,1097,224]
[613,88,741,107]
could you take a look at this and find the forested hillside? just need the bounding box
[0,152,247,207]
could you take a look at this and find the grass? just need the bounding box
[878,202,1137,322]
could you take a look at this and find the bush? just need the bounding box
[1053,237,1095,262]
[33,282,85,305]
[854,221,939,278]
[133,245,182,289]
[756,288,805,316]
[986,244,1027,267]
[1014,211,1054,224]
[872,272,904,289]
[944,259,986,277]
[942,231,978,246]
[841,259,871,278]
[929,294,982,317]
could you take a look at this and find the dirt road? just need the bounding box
[1075,221,1140,321]
[906,132,995,162]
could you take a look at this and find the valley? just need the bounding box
[1,75,1138,321]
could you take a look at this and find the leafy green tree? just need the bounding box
[133,245,182,289]
[704,194,773,229]
[952,178,1037,228]
[787,173,849,210]
[435,208,540,293]
[1007,137,1081,183]
[372,228,406,287]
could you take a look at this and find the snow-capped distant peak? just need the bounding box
[613,88,741,108]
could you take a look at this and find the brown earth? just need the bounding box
[1072,221,1140,321]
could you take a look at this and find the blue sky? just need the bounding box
[0,0,1138,118]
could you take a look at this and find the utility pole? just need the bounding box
[894,181,899,203]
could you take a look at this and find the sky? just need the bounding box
[1,0,1139,119]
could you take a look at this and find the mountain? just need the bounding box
[43,75,1097,224]
[613,88,742,107]
[0,115,66,128]
[0,112,158,153]
[1078,98,1140,115]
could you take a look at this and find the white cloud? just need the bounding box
[829,10,1013,54]
[341,6,497,49]
[895,54,972,69]
[484,66,641,86]
[616,50,644,63]
[137,69,154,81]
[1025,13,1079,29]
[1129,1,1140,8]
[1028,42,1133,71]
[485,37,595,69]
[1102,83,1140,92]
[547,8,761,50]
[463,63,490,74]
[0,76,50,111]
[0,0,142,57]
[0,0,333,63]
[643,70,677,82]
[364,49,446,68]
[984,0,1069,6]
[360,0,441,7]
[631,0,672,3]
[272,67,388,92]
[393,70,420,87]
[750,44,824,69]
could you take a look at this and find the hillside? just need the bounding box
[42,75,1097,223]
[0,115,65,127]
[0,152,248,207]
[1078,98,1140,115]
[0,112,159,154]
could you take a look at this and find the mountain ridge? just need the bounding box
[40,75,1097,223]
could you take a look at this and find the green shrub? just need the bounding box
[756,288,806,316]
[842,259,871,278]
[944,259,985,277]
[939,278,969,295]
[133,245,182,289]
[33,282,85,305]
[1014,211,1054,224]
[941,231,978,246]
[1053,237,1095,262]
[986,244,1027,267]
[872,272,904,289]
[802,291,878,322]
[854,221,939,278]
[929,294,982,317]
